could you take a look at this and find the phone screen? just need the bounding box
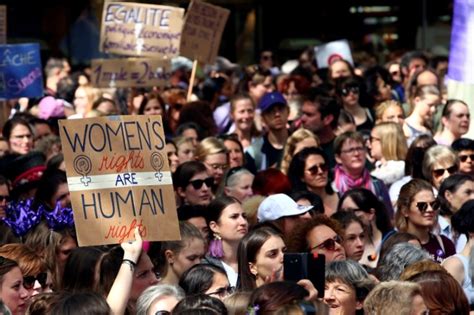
[284,253,325,298]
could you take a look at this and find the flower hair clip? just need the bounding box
[247,304,259,315]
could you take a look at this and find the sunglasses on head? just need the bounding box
[459,154,474,162]
[23,272,47,290]
[341,86,359,97]
[311,235,342,252]
[432,165,457,178]
[188,177,214,190]
[415,200,440,213]
[306,163,328,175]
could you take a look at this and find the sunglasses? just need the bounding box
[0,195,9,202]
[432,165,457,178]
[459,154,474,162]
[188,177,214,190]
[415,200,440,213]
[311,235,342,251]
[341,86,359,97]
[23,272,48,290]
[306,163,328,175]
[207,286,235,298]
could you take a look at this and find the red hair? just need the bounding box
[252,168,291,196]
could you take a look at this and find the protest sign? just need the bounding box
[180,0,230,64]
[0,43,43,99]
[314,39,353,68]
[100,2,184,58]
[59,115,180,246]
[91,58,172,88]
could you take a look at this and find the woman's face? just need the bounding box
[51,182,71,209]
[165,143,179,173]
[249,235,286,286]
[210,203,248,243]
[375,76,392,102]
[9,124,33,155]
[204,272,231,300]
[57,236,77,271]
[369,130,382,161]
[382,105,405,125]
[415,94,439,124]
[204,153,228,186]
[180,171,213,206]
[445,180,474,211]
[294,137,319,156]
[0,267,28,315]
[231,99,255,132]
[336,139,366,175]
[303,154,328,190]
[307,225,346,262]
[444,102,470,137]
[405,189,438,229]
[73,87,90,115]
[177,141,195,164]
[182,129,199,148]
[226,173,254,203]
[224,140,244,168]
[250,76,274,103]
[324,279,361,315]
[341,86,359,107]
[169,237,205,280]
[143,99,164,116]
[431,160,457,189]
[343,221,366,262]
[131,253,159,301]
[340,197,371,227]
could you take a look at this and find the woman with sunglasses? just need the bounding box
[422,145,459,191]
[438,174,474,252]
[442,200,474,304]
[0,244,51,300]
[434,99,470,146]
[0,256,29,315]
[179,264,233,301]
[395,179,455,263]
[288,147,339,216]
[204,196,248,287]
[337,188,394,268]
[173,161,214,207]
[195,137,229,192]
[223,167,254,203]
[288,214,346,263]
[335,77,374,134]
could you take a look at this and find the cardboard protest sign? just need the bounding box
[180,0,230,64]
[100,2,184,58]
[0,6,6,44]
[59,115,180,246]
[314,39,354,68]
[91,58,172,88]
[0,43,43,99]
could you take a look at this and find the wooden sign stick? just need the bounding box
[187,59,198,102]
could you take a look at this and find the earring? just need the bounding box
[209,233,224,258]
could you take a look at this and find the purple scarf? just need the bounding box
[334,164,375,194]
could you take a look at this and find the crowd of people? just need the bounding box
[0,47,472,314]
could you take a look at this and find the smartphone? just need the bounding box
[284,252,325,298]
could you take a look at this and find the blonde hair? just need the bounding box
[372,122,407,161]
[194,137,228,162]
[422,145,458,185]
[364,281,422,315]
[395,179,433,232]
[280,128,320,174]
[375,100,403,123]
[241,195,266,228]
[223,292,252,315]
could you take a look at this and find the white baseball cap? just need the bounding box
[257,194,313,222]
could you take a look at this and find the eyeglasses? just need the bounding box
[23,272,48,290]
[432,165,457,178]
[311,235,342,251]
[459,154,474,162]
[306,163,328,175]
[205,162,229,171]
[341,86,359,97]
[188,177,214,190]
[415,200,440,213]
[207,286,235,298]
[340,146,366,155]
[0,195,9,202]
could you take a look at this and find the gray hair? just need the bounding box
[136,284,185,315]
[422,145,458,185]
[326,260,375,301]
[225,168,254,188]
[376,243,430,281]
[364,280,422,315]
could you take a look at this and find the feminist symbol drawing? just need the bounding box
[74,155,92,186]
[150,152,165,182]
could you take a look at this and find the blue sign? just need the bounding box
[0,43,44,99]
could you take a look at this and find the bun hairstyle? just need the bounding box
[451,199,474,237]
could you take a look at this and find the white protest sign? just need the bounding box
[314,39,353,68]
